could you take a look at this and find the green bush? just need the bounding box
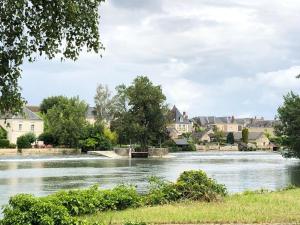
[0,139,10,148]
[17,133,36,149]
[176,170,227,201]
[38,132,58,145]
[0,127,7,139]
[181,142,196,151]
[0,170,226,225]
[143,176,181,206]
[0,194,86,225]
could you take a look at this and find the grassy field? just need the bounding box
[82,188,300,224]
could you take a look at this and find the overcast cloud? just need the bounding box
[20,0,300,119]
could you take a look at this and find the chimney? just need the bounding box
[183,112,188,119]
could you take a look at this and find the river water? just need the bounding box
[0,151,299,208]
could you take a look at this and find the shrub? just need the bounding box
[143,176,181,206]
[176,170,227,202]
[8,143,16,149]
[0,139,10,148]
[0,127,7,139]
[181,142,196,151]
[162,139,179,152]
[38,132,58,145]
[0,194,86,225]
[17,133,36,149]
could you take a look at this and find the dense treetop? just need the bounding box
[0,0,104,116]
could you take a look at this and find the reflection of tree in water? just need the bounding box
[288,163,300,186]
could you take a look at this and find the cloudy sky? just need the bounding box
[20,0,300,119]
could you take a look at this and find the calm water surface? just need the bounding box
[0,151,300,208]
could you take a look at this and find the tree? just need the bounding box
[94,84,116,123]
[212,126,225,144]
[0,0,104,116]
[113,76,168,149]
[40,96,68,114]
[276,92,300,158]
[242,128,249,144]
[44,97,88,147]
[226,132,234,145]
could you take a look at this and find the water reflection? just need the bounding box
[0,151,299,208]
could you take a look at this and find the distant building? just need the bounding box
[194,116,240,133]
[0,107,44,144]
[231,131,270,149]
[168,106,193,137]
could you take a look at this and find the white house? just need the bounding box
[0,107,44,144]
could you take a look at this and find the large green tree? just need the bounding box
[0,0,104,116]
[112,76,168,149]
[276,92,300,158]
[242,128,249,144]
[44,96,88,147]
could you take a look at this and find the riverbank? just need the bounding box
[0,148,81,155]
[82,188,300,224]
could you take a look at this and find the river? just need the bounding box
[0,151,299,208]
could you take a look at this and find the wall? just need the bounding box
[0,148,80,155]
[248,127,275,137]
[114,148,129,156]
[148,148,169,157]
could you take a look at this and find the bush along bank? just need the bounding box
[0,170,226,225]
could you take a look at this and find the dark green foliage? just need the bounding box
[79,123,113,151]
[0,0,104,115]
[162,139,178,152]
[124,222,147,225]
[40,95,68,114]
[16,133,36,149]
[181,141,196,151]
[227,132,235,144]
[0,139,10,148]
[276,92,300,158]
[0,127,7,139]
[112,76,168,149]
[44,96,88,148]
[143,177,181,205]
[38,132,58,145]
[0,194,85,225]
[176,170,227,201]
[242,128,249,144]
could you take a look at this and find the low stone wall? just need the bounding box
[148,148,169,157]
[113,147,169,157]
[114,148,130,156]
[0,148,18,155]
[0,148,81,155]
[197,144,238,151]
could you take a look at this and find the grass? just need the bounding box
[81,188,300,224]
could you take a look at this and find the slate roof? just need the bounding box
[0,107,42,120]
[247,120,277,128]
[170,105,191,124]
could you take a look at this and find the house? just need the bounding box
[0,107,44,144]
[246,119,278,137]
[232,132,271,149]
[192,128,213,143]
[193,116,240,133]
[168,105,193,136]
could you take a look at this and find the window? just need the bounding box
[31,124,35,132]
[19,124,22,131]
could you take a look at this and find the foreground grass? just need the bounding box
[82,189,300,224]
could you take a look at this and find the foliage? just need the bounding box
[0,139,10,148]
[124,222,147,225]
[104,127,118,145]
[0,0,104,116]
[16,133,36,149]
[176,170,227,201]
[40,95,68,114]
[181,141,197,151]
[0,170,227,225]
[44,96,88,148]
[79,123,114,151]
[226,132,235,144]
[94,84,117,123]
[0,127,7,139]
[0,194,87,225]
[212,126,225,144]
[38,132,58,146]
[242,128,249,144]
[276,92,300,158]
[162,139,178,152]
[143,176,181,206]
[112,76,168,149]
